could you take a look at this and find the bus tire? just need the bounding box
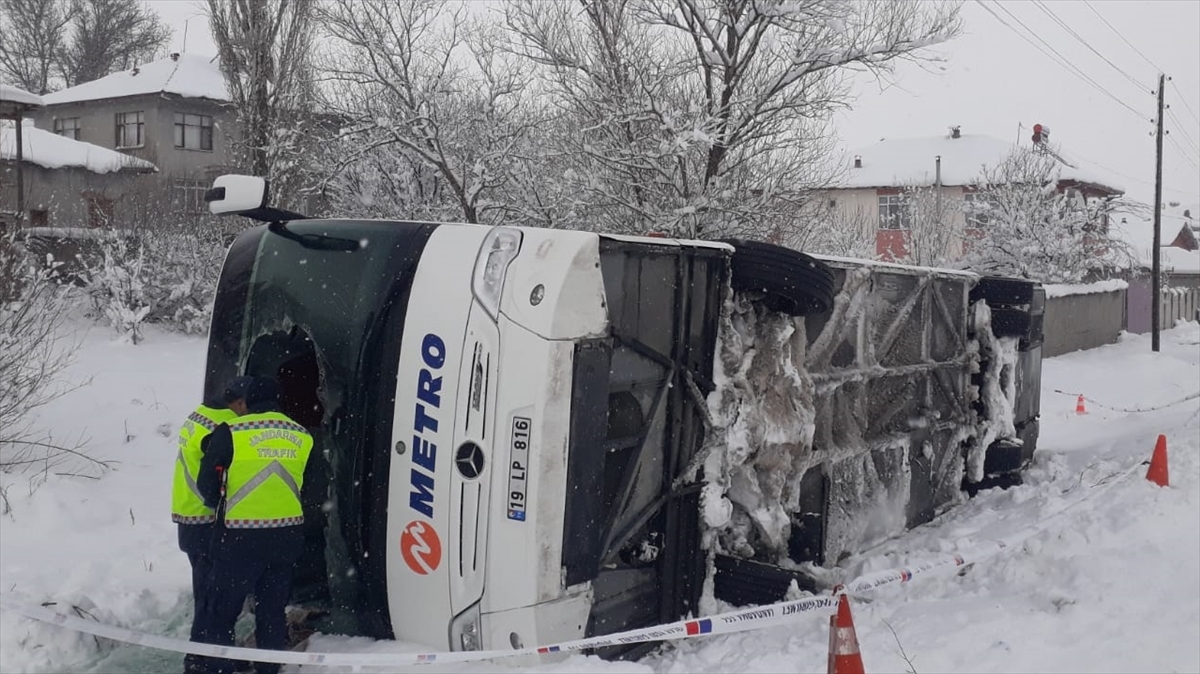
[719,238,835,316]
[970,276,1035,307]
[989,307,1032,338]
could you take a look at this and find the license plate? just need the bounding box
[507,416,531,521]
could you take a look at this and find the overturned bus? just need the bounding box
[200,175,1044,658]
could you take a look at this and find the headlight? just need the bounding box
[449,602,483,651]
[472,227,522,320]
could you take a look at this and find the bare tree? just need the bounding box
[317,0,538,224]
[58,0,171,87]
[803,199,877,259]
[0,0,71,94]
[206,0,316,207]
[506,0,961,238]
[900,183,962,267]
[955,148,1134,283]
[0,230,102,481]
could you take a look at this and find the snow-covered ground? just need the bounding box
[2,320,1198,673]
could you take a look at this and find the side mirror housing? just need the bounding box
[205,175,268,215]
[203,174,308,223]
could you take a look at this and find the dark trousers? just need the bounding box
[179,524,215,673]
[192,527,303,674]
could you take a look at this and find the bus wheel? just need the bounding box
[719,238,835,316]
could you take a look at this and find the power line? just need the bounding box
[1167,135,1200,172]
[1067,148,1200,201]
[975,0,1147,122]
[1166,108,1200,156]
[1082,0,1163,73]
[1030,0,1145,91]
[1169,79,1200,126]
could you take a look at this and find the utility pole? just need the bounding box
[1152,73,1165,353]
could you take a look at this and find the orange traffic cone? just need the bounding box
[1074,395,1087,414]
[1146,434,1169,487]
[827,594,865,674]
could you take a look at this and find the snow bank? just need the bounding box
[41,54,228,105]
[1,120,156,174]
[1043,279,1129,298]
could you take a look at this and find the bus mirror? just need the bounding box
[205,175,269,216]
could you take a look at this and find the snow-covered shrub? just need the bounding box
[82,225,228,340]
[84,234,150,343]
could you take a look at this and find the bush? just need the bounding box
[83,225,228,341]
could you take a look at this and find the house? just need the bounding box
[31,52,234,217]
[828,127,1124,261]
[2,119,157,229]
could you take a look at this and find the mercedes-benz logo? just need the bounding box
[455,442,485,480]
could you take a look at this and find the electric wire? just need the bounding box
[1169,80,1200,127]
[1167,135,1200,172]
[1031,0,1145,91]
[975,0,1146,121]
[1166,108,1200,156]
[1082,0,1164,73]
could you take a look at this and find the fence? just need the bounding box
[1127,276,1200,333]
[1043,285,1127,357]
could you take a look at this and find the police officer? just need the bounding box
[175,376,251,674]
[193,377,313,674]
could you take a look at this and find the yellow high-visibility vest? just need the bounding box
[221,412,313,529]
[172,405,238,524]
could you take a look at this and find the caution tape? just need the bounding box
[0,591,839,670]
[0,457,1148,670]
[1052,389,1200,414]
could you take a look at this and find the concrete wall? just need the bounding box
[1,160,153,228]
[32,94,236,179]
[1043,288,1127,357]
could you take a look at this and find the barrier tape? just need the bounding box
[0,457,1146,670]
[1053,389,1200,414]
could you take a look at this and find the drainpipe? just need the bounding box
[935,155,942,222]
[15,118,25,226]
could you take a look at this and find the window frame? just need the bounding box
[115,111,145,149]
[963,192,991,229]
[173,112,214,151]
[172,178,210,214]
[53,117,81,140]
[877,194,912,231]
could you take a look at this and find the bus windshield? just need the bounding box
[204,219,437,638]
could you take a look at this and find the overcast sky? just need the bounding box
[147,0,1199,213]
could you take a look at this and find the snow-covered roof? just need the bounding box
[0,83,44,108]
[1,119,156,174]
[41,53,228,106]
[1114,206,1200,274]
[838,133,1122,194]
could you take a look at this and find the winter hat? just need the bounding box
[223,376,256,404]
[245,377,282,410]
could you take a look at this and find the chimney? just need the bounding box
[170,52,180,61]
[853,154,862,169]
[950,126,961,139]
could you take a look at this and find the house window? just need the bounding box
[53,117,81,140]
[173,179,209,214]
[964,192,991,228]
[174,113,213,151]
[86,195,115,227]
[878,194,911,230]
[115,111,144,148]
